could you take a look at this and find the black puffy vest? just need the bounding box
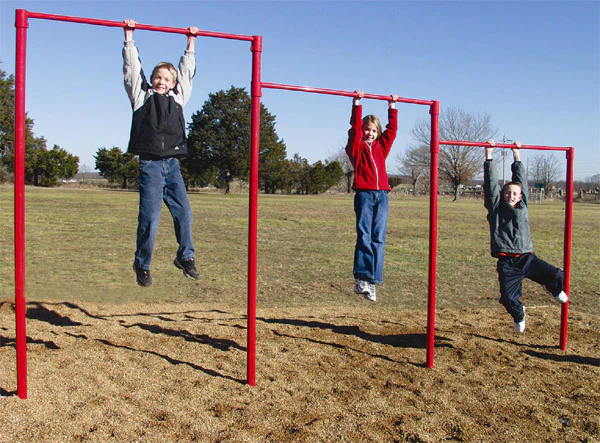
[127,88,187,159]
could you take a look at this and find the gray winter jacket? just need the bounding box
[123,40,195,158]
[483,159,534,257]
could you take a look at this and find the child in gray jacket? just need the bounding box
[484,141,568,333]
[123,19,200,287]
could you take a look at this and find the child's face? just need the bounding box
[151,68,176,94]
[362,121,378,144]
[503,184,522,207]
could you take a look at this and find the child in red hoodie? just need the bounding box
[346,90,398,301]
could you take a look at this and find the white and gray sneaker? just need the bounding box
[354,279,370,295]
[514,309,526,333]
[554,291,569,304]
[364,283,376,302]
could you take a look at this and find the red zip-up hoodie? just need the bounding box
[345,105,398,191]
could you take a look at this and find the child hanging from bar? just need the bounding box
[483,140,568,333]
[122,19,201,287]
[346,90,398,302]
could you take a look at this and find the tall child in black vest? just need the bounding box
[123,19,200,287]
[484,140,568,333]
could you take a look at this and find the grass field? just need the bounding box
[1,186,599,442]
[0,185,598,314]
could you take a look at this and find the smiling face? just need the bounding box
[502,183,523,207]
[361,115,381,145]
[362,121,379,144]
[151,68,176,94]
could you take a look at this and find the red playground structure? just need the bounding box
[11,10,574,399]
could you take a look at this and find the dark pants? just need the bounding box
[497,253,564,322]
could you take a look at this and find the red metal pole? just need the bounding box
[14,9,29,400]
[441,139,573,350]
[247,36,262,386]
[262,82,434,106]
[426,101,440,368]
[25,10,253,41]
[439,140,571,152]
[560,148,574,350]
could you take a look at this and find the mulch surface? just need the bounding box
[1,300,599,442]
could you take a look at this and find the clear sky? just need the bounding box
[1,0,599,180]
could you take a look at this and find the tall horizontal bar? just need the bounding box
[25,11,254,42]
[262,82,435,106]
[439,140,573,152]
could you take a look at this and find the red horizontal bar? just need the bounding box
[439,140,573,152]
[262,82,434,106]
[25,10,254,42]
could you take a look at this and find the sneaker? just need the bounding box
[133,263,152,287]
[174,257,201,280]
[363,283,377,302]
[554,291,569,304]
[354,279,370,294]
[514,311,526,333]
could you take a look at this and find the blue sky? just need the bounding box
[1,0,598,180]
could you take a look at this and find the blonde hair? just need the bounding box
[151,62,177,83]
[362,115,382,139]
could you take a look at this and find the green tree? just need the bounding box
[186,86,287,193]
[307,160,343,194]
[0,65,14,163]
[259,112,287,194]
[94,146,138,189]
[2,63,80,186]
[1,63,48,182]
[28,144,79,187]
[285,153,310,194]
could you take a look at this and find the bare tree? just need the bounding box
[328,147,354,193]
[395,144,430,195]
[529,153,563,196]
[411,107,497,201]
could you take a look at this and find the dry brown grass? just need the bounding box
[0,302,598,442]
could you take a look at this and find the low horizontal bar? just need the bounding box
[25,11,254,42]
[440,140,573,152]
[262,82,435,106]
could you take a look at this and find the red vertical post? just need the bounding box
[247,35,262,386]
[14,9,29,400]
[426,101,440,368]
[560,148,574,350]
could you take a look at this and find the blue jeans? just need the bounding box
[497,253,564,322]
[134,157,195,270]
[353,190,389,284]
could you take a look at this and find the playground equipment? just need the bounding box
[11,10,573,400]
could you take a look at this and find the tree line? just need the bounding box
[0,66,78,186]
[2,64,597,196]
[95,87,343,194]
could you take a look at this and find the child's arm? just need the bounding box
[483,140,500,212]
[186,26,198,52]
[353,90,364,106]
[177,26,198,107]
[485,138,495,160]
[346,91,364,163]
[510,142,528,204]
[124,19,135,42]
[122,19,145,109]
[512,142,521,162]
[380,94,399,157]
